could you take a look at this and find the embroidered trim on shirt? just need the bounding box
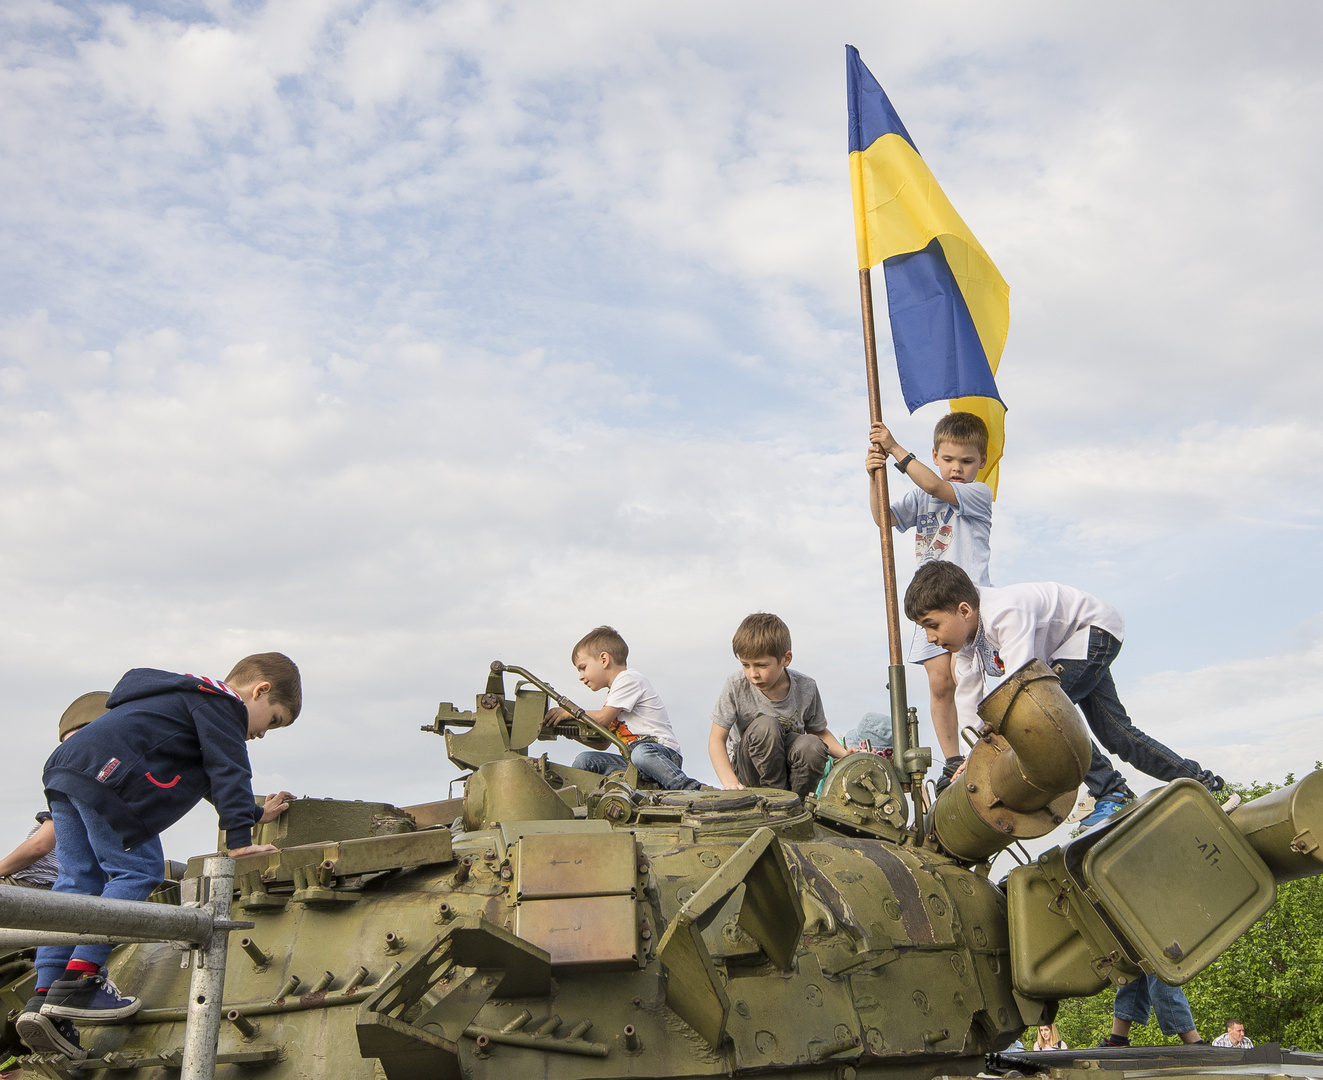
[973,619,1005,678]
[185,674,243,702]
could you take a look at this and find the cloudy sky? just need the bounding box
[2,1,1320,861]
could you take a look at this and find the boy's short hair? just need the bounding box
[226,653,302,721]
[732,613,792,660]
[904,562,980,621]
[933,411,989,455]
[572,626,629,666]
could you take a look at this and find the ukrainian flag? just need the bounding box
[847,45,1009,495]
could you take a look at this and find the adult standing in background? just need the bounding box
[1212,1020,1253,1048]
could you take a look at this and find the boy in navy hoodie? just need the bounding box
[16,653,300,1059]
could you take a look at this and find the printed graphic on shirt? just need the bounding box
[96,757,121,783]
[753,708,801,733]
[606,718,639,743]
[914,505,957,563]
[185,674,242,702]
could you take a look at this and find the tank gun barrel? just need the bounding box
[1229,769,1323,882]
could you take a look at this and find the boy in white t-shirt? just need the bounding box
[866,411,994,791]
[543,626,700,790]
[903,562,1222,830]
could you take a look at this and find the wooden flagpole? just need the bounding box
[858,267,928,832]
[859,266,904,664]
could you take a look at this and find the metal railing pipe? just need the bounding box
[0,884,220,944]
[0,930,165,949]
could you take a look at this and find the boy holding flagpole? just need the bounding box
[865,412,993,793]
[846,43,1011,813]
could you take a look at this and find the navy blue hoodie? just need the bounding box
[44,669,264,851]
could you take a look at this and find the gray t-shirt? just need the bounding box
[711,670,826,756]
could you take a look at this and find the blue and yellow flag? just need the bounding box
[847,46,1009,495]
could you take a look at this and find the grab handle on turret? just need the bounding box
[490,662,632,759]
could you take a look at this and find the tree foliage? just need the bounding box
[1047,771,1323,1051]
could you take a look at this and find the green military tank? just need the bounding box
[3,658,1322,1080]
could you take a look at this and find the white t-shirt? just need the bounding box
[602,669,680,754]
[891,480,994,587]
[952,582,1125,728]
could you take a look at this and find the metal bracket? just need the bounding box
[656,827,805,1049]
[355,917,551,1080]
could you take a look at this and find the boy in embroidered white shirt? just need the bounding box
[543,626,699,791]
[903,562,1222,829]
[866,411,993,791]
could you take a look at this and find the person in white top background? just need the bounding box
[903,561,1223,830]
[1212,1019,1253,1049]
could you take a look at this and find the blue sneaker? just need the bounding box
[41,969,140,1023]
[1078,797,1130,831]
[16,996,86,1059]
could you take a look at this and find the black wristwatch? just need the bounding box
[893,452,915,474]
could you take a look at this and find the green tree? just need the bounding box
[1049,771,1323,1051]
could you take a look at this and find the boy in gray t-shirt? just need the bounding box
[707,613,848,800]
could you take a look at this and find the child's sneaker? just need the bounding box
[1065,793,1095,825]
[16,996,86,1059]
[1097,1034,1130,1048]
[1078,796,1131,832]
[41,969,140,1023]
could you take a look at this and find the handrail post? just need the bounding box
[181,856,236,1080]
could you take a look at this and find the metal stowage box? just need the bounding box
[1074,779,1277,983]
[248,798,416,848]
[514,831,637,900]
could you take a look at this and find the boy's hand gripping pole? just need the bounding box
[858,267,932,833]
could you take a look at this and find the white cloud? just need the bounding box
[1,0,1320,861]
[1128,635,1323,785]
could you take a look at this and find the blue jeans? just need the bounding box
[35,795,164,989]
[1054,628,1214,802]
[1114,974,1196,1036]
[573,743,700,790]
